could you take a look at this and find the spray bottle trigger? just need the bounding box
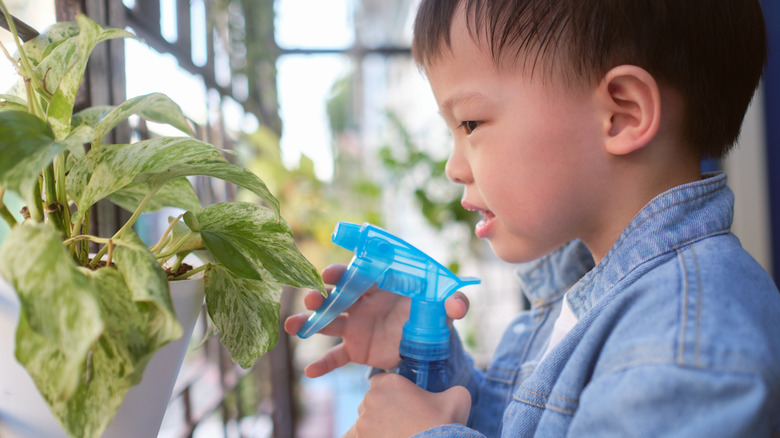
[379,269,426,295]
[297,255,387,339]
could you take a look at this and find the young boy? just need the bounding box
[285,0,780,436]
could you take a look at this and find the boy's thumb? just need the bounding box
[439,385,472,424]
[445,292,470,320]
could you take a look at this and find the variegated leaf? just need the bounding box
[41,15,134,139]
[51,264,179,438]
[72,105,114,129]
[62,124,92,160]
[19,21,80,67]
[66,137,278,221]
[47,267,141,438]
[45,231,182,438]
[0,110,67,208]
[197,202,325,293]
[93,93,193,145]
[113,229,181,337]
[109,178,202,213]
[0,94,28,112]
[0,223,103,402]
[5,23,79,106]
[204,263,281,368]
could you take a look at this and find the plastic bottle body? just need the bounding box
[398,355,448,392]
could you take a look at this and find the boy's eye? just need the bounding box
[459,121,482,135]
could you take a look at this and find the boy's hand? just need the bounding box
[283,264,470,378]
[344,373,472,438]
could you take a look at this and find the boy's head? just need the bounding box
[413,0,767,159]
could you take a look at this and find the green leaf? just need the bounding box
[204,264,281,368]
[197,202,325,293]
[108,178,202,213]
[72,105,114,129]
[5,23,80,106]
[19,22,80,66]
[93,93,193,145]
[51,265,178,438]
[0,110,67,207]
[113,229,182,344]
[61,124,92,160]
[0,223,103,402]
[183,210,200,232]
[48,231,183,438]
[40,15,134,139]
[66,137,278,221]
[0,94,28,112]
[48,268,139,438]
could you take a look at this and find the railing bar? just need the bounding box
[0,12,40,41]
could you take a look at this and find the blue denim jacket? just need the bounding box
[416,173,780,437]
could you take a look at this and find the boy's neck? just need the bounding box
[584,135,702,265]
[585,86,702,264]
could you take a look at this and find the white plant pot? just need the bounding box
[0,277,205,438]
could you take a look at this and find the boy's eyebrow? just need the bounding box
[441,91,487,115]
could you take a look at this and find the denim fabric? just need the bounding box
[415,173,780,437]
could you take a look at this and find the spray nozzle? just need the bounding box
[297,222,480,360]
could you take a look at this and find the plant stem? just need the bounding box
[0,188,18,227]
[43,164,67,236]
[155,231,196,260]
[171,263,209,281]
[79,208,92,266]
[112,188,157,240]
[63,234,114,246]
[54,154,71,227]
[79,209,91,265]
[0,204,15,227]
[89,187,158,268]
[106,239,114,267]
[150,213,183,254]
[0,2,43,119]
[170,253,185,273]
[29,177,44,222]
[69,215,83,259]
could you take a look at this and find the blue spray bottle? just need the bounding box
[297,222,480,392]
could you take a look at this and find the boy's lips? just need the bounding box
[462,201,496,238]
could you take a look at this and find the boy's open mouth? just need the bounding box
[462,202,496,238]
[475,211,496,238]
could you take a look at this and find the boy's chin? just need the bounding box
[488,239,561,264]
[489,243,540,264]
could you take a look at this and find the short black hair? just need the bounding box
[413,0,767,159]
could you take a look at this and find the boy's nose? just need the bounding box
[445,145,472,185]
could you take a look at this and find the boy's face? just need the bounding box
[425,10,608,263]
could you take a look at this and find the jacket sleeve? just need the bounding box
[412,424,487,438]
[567,363,777,437]
[447,327,484,405]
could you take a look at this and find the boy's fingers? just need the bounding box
[284,312,348,337]
[445,292,470,320]
[304,344,350,378]
[303,289,327,310]
[283,313,307,335]
[310,313,347,337]
[322,264,348,284]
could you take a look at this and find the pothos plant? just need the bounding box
[0,6,325,438]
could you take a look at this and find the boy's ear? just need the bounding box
[598,65,661,155]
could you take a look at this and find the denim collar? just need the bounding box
[515,239,595,307]
[566,172,733,318]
